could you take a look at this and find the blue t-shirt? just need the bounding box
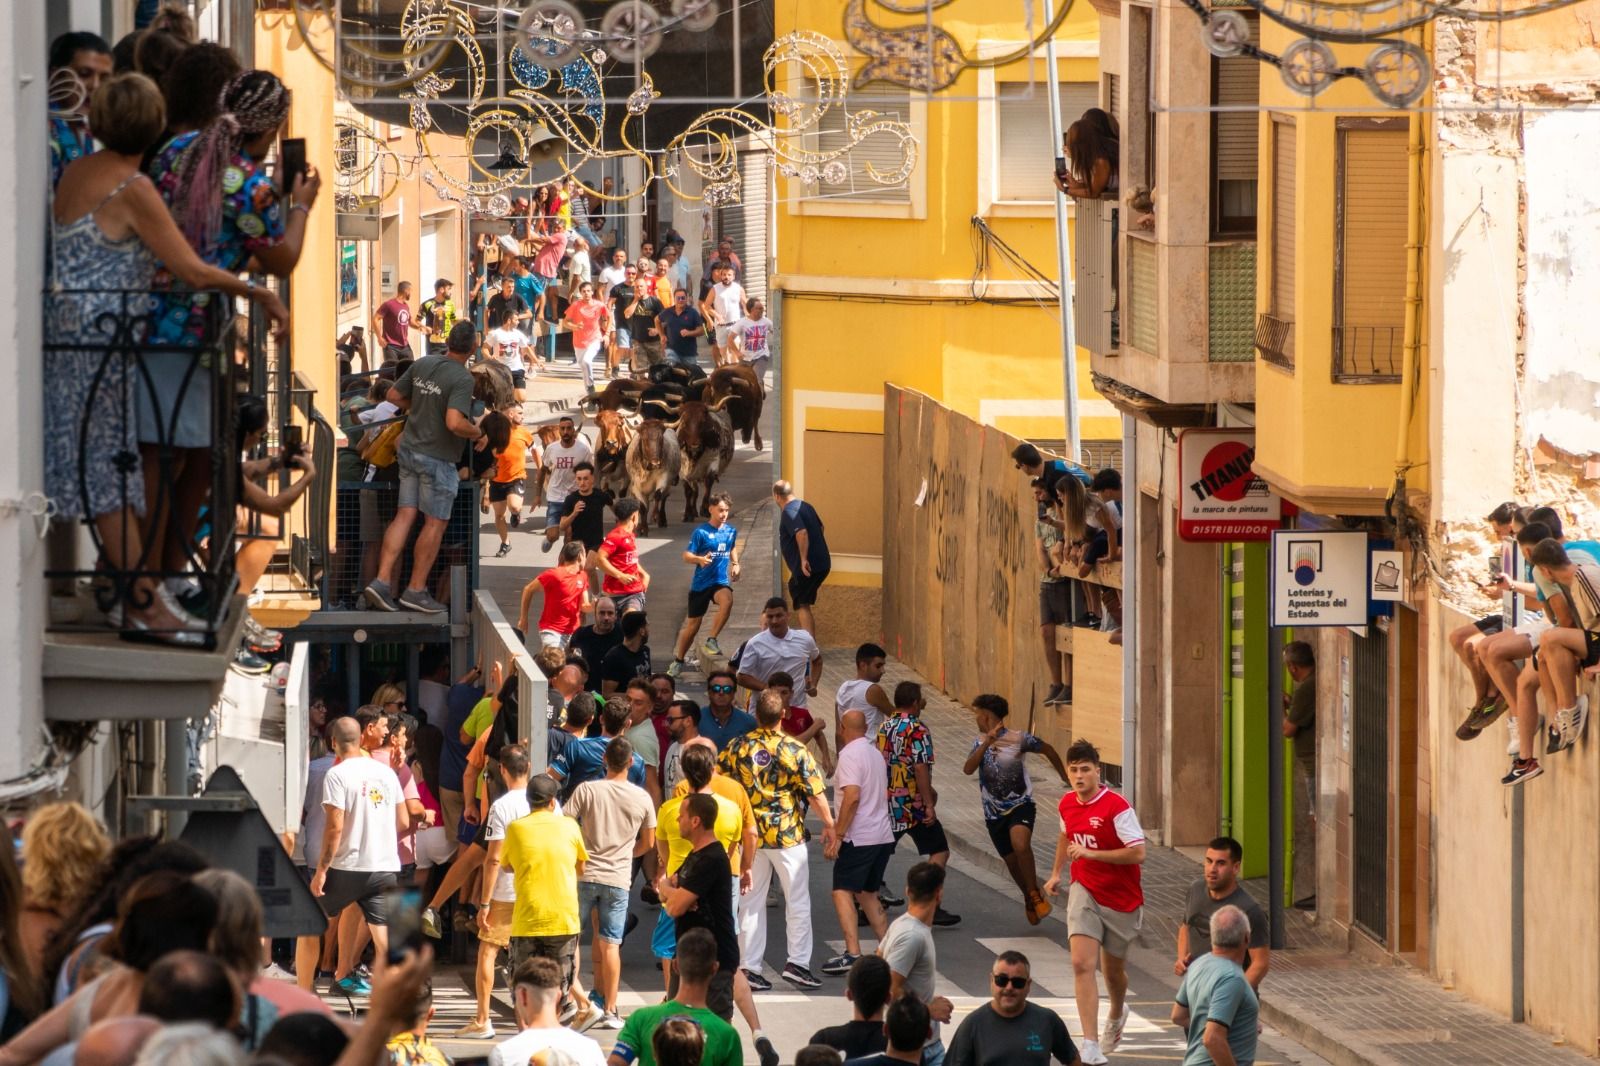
[514,271,546,306]
[779,499,830,575]
[1175,953,1259,1066]
[689,522,739,592]
[437,682,486,793]
[698,706,758,751]
[550,735,647,800]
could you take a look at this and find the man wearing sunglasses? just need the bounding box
[946,951,1079,1066]
[698,669,756,752]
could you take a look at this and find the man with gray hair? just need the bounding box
[1172,904,1260,1065]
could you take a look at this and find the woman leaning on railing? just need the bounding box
[45,72,287,645]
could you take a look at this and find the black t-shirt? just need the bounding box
[1183,881,1269,961]
[610,283,636,329]
[946,1004,1077,1066]
[600,642,652,692]
[564,487,614,551]
[487,292,529,328]
[571,625,624,692]
[675,840,738,971]
[629,293,665,341]
[811,1021,887,1059]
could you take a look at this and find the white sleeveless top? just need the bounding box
[835,678,884,736]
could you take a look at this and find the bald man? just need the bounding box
[823,710,896,974]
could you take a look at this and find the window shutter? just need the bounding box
[1213,17,1259,188]
[1271,120,1296,320]
[1106,74,1121,123]
[1337,128,1407,377]
[997,82,1099,201]
[816,85,912,203]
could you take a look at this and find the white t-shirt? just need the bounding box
[568,249,592,286]
[730,315,772,360]
[711,280,745,324]
[489,327,531,372]
[488,1026,606,1066]
[486,789,532,901]
[740,627,821,708]
[597,264,628,299]
[543,437,595,503]
[835,678,885,737]
[836,736,894,845]
[320,755,404,873]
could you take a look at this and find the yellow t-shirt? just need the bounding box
[670,774,756,869]
[499,808,588,936]
[658,793,741,875]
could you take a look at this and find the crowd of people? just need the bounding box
[1449,501,1600,784]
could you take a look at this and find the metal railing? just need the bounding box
[43,289,239,646]
[1333,324,1403,382]
[1255,311,1295,370]
[288,371,335,596]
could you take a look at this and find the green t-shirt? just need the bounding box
[395,354,475,463]
[612,1001,742,1066]
[1175,953,1259,1066]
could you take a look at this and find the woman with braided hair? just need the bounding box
[138,68,321,611]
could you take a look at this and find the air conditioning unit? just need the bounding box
[337,204,381,241]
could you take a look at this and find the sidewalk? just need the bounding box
[812,651,1590,1066]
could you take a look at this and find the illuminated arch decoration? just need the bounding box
[843,0,1074,93]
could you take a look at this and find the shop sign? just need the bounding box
[1178,428,1282,541]
[1271,530,1370,627]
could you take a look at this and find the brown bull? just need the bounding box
[704,364,764,451]
[625,418,680,534]
[580,378,649,415]
[670,398,735,521]
[592,408,633,497]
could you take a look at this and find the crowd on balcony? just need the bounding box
[43,7,319,662]
[1450,502,1600,784]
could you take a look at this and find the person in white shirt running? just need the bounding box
[311,715,410,996]
[834,642,895,748]
[700,261,747,367]
[736,597,823,711]
[487,309,535,401]
[542,416,595,534]
[597,248,628,301]
[728,298,773,385]
[489,956,607,1066]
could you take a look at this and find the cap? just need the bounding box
[526,775,560,805]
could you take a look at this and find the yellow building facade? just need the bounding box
[773,0,1114,629]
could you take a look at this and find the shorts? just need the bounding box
[612,327,633,350]
[509,934,578,997]
[894,820,950,857]
[396,444,461,521]
[1084,528,1118,566]
[652,908,677,960]
[1066,880,1143,958]
[633,338,664,369]
[1514,616,1552,649]
[512,369,527,389]
[1474,614,1504,634]
[479,899,516,949]
[715,324,734,348]
[544,496,567,528]
[578,882,630,944]
[457,811,489,848]
[612,592,647,615]
[489,478,526,502]
[539,629,573,650]
[413,825,457,870]
[383,343,415,364]
[439,789,465,842]
[985,801,1037,857]
[1583,630,1600,669]
[788,567,830,608]
[318,868,397,925]
[1039,581,1072,626]
[707,971,735,1021]
[833,841,895,894]
[687,583,731,619]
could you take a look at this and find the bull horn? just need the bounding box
[578,395,599,414]
[707,393,735,412]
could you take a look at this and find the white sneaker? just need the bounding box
[1079,1038,1109,1065]
[1103,1004,1131,1052]
[259,962,295,983]
[1507,717,1520,757]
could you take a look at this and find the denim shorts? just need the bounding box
[613,326,632,349]
[397,443,460,521]
[578,881,630,944]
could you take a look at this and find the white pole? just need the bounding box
[1041,0,1081,462]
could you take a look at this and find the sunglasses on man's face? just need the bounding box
[992,974,1030,989]
[709,684,735,694]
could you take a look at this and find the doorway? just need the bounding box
[1350,624,1389,941]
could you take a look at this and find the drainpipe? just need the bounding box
[1388,109,1425,519]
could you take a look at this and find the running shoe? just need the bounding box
[421,907,441,939]
[233,647,272,675]
[877,886,905,908]
[244,615,283,653]
[742,969,772,992]
[363,579,401,612]
[1573,694,1591,747]
[260,963,295,983]
[1079,1038,1108,1065]
[1502,758,1543,786]
[399,588,448,614]
[496,542,512,558]
[755,1036,780,1066]
[334,974,371,997]
[1025,891,1052,925]
[1104,1004,1131,1052]
[540,534,557,554]
[701,636,723,658]
[1043,683,1067,706]
[781,963,821,989]
[596,1012,625,1031]
[509,512,521,528]
[932,907,962,927]
[821,953,859,976]
[558,997,580,1025]
[453,1023,495,1040]
[666,659,683,680]
[1549,707,1572,755]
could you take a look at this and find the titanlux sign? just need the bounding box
[1178,428,1282,541]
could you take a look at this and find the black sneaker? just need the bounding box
[755,1036,779,1066]
[742,969,772,992]
[932,907,962,927]
[509,512,521,528]
[781,963,821,989]
[1502,758,1543,786]
[877,886,905,908]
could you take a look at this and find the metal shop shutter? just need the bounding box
[717,148,769,303]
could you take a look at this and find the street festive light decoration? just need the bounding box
[309,0,918,212]
[842,0,1074,93]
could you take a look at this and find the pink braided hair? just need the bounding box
[169,70,291,252]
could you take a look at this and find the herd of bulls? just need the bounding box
[534,363,765,535]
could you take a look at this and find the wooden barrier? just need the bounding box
[882,386,1123,757]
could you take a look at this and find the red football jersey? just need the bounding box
[1058,785,1145,912]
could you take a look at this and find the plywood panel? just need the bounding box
[1069,630,1123,765]
[804,430,884,556]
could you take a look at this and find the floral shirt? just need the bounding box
[148,131,285,346]
[718,727,825,849]
[876,712,934,832]
[386,1033,451,1066]
[49,117,92,188]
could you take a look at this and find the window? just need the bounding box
[1255,116,1295,369]
[813,84,913,204]
[1211,13,1259,236]
[1334,122,1408,382]
[1127,6,1156,195]
[996,81,1099,201]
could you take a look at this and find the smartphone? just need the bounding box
[283,424,305,463]
[384,884,425,965]
[1054,157,1069,180]
[280,137,308,192]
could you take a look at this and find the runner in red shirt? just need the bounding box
[597,497,650,614]
[1042,739,1146,1066]
[516,541,591,649]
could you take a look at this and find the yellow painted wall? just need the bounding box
[778,0,1111,580]
[1252,22,1429,504]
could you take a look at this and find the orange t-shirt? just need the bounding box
[495,425,534,483]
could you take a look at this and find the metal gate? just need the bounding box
[1350,626,1389,941]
